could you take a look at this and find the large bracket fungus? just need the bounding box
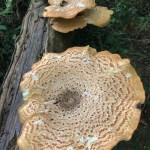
[18,46,145,150]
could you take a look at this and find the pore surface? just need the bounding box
[18,46,145,150]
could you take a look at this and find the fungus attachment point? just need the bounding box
[57,90,81,110]
[18,46,145,150]
[50,6,113,33]
[43,0,95,19]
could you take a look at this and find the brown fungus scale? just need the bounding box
[18,46,145,150]
[43,0,95,19]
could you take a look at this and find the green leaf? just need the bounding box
[0,25,7,31]
[120,49,128,54]
[13,34,17,40]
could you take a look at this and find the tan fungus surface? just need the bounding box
[18,46,145,150]
[43,0,95,19]
[48,0,63,5]
[50,6,113,33]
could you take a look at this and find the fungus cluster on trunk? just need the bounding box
[43,0,113,33]
[17,0,145,150]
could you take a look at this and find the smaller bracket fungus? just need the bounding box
[43,0,95,19]
[18,46,145,150]
[50,6,113,33]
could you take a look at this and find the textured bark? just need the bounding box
[0,1,74,149]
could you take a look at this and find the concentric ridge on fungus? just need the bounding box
[18,46,145,150]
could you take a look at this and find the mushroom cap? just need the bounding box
[50,6,113,33]
[18,46,145,150]
[43,0,95,19]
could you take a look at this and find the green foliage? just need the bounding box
[0,0,29,84]
[0,0,13,15]
[102,0,149,53]
[0,25,7,30]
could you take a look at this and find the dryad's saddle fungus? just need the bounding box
[18,46,145,150]
[43,0,95,19]
[50,6,113,33]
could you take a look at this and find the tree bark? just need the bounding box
[0,1,74,149]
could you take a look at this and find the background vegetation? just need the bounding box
[0,0,150,149]
[0,0,30,83]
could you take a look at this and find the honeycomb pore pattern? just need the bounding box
[18,46,145,150]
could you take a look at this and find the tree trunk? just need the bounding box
[0,1,74,149]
